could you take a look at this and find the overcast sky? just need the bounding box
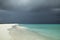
[0,0,60,24]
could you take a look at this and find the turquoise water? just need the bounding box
[19,24,60,40]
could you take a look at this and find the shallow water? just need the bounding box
[19,24,60,40]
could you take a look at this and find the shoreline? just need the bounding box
[0,24,58,40]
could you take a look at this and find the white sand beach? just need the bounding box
[0,24,17,40]
[0,24,55,40]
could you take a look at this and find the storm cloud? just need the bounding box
[0,0,60,23]
[0,0,60,11]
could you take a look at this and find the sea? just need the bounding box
[19,24,60,40]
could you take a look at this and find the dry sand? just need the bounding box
[0,24,16,40]
[0,24,55,40]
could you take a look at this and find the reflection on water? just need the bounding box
[0,24,60,40]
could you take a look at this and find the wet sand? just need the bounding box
[0,24,56,40]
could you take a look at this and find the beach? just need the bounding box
[0,24,59,40]
[0,24,16,40]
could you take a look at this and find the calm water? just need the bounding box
[19,24,60,40]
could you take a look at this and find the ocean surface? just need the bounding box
[19,24,60,40]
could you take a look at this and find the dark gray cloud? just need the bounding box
[0,0,60,24]
[0,0,60,10]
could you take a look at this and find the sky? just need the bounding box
[0,0,60,24]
